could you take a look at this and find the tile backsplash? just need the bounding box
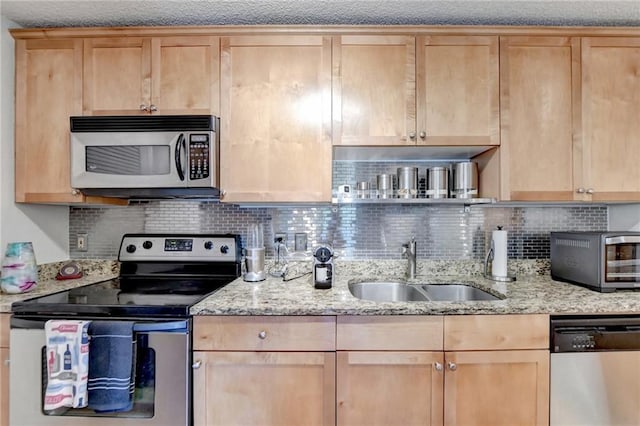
[69,201,608,260]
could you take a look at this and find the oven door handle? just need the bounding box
[133,320,188,333]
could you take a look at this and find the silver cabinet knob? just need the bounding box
[220,190,227,200]
[71,189,80,196]
[419,131,426,139]
[149,104,158,112]
[408,131,416,140]
[140,104,149,112]
[192,360,202,369]
[586,188,594,194]
[576,188,585,194]
[258,330,267,339]
[447,362,457,371]
[434,362,443,372]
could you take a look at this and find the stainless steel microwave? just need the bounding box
[70,115,220,199]
[551,231,640,292]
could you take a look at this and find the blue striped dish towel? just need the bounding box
[87,321,136,413]
[44,320,92,410]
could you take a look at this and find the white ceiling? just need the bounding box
[1,0,639,28]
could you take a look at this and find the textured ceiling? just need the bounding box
[1,0,640,28]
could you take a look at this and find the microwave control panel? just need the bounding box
[189,134,210,180]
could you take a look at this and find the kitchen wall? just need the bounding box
[69,201,607,260]
[0,16,69,263]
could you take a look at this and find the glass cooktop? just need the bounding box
[11,277,234,318]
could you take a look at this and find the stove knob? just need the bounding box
[204,241,214,250]
[126,244,136,253]
[142,241,153,250]
[220,245,229,254]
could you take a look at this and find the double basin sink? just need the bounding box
[349,281,502,303]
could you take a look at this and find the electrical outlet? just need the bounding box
[274,232,287,244]
[77,233,88,251]
[294,233,307,251]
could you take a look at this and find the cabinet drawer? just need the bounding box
[0,314,9,348]
[444,314,549,350]
[337,316,443,351]
[193,316,336,351]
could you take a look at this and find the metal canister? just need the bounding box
[356,181,370,199]
[452,161,478,199]
[376,174,394,199]
[396,167,418,198]
[426,167,449,199]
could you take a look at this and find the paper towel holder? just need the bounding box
[484,226,516,282]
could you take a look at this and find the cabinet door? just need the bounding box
[337,351,444,426]
[1,314,8,426]
[582,37,640,201]
[15,39,84,203]
[84,37,151,115]
[0,348,7,426]
[333,35,416,146]
[220,36,332,202]
[416,36,499,146]
[193,351,335,426]
[444,350,549,426]
[151,36,220,115]
[500,37,581,201]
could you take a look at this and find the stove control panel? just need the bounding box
[118,234,241,262]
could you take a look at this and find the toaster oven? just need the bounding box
[550,231,640,292]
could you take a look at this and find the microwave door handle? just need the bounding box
[175,133,186,181]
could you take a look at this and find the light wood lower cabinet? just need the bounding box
[193,315,549,426]
[444,350,549,426]
[337,351,444,426]
[193,351,335,426]
[1,314,9,426]
[336,315,549,426]
[192,316,336,426]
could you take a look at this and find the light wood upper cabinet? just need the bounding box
[334,35,499,147]
[333,35,416,145]
[83,36,219,115]
[500,37,581,201]
[417,36,500,146]
[220,35,332,202]
[14,39,123,205]
[582,37,640,201]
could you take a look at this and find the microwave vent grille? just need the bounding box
[554,238,590,249]
[70,115,215,132]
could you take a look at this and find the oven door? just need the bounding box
[9,318,191,425]
[71,131,188,189]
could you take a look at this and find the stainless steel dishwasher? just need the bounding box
[550,316,640,426]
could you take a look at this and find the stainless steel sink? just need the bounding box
[420,284,500,301]
[348,281,429,302]
[348,281,501,302]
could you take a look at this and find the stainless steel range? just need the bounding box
[10,233,241,426]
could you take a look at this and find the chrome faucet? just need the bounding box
[402,237,417,279]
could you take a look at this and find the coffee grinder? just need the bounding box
[312,245,334,289]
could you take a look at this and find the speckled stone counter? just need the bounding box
[0,260,118,312]
[191,259,640,316]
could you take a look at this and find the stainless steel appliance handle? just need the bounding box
[174,133,186,181]
[605,236,640,245]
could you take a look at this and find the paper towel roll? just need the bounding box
[492,229,508,277]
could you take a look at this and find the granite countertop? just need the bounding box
[191,259,640,316]
[0,260,118,313]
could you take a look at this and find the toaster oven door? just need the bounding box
[604,236,640,286]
